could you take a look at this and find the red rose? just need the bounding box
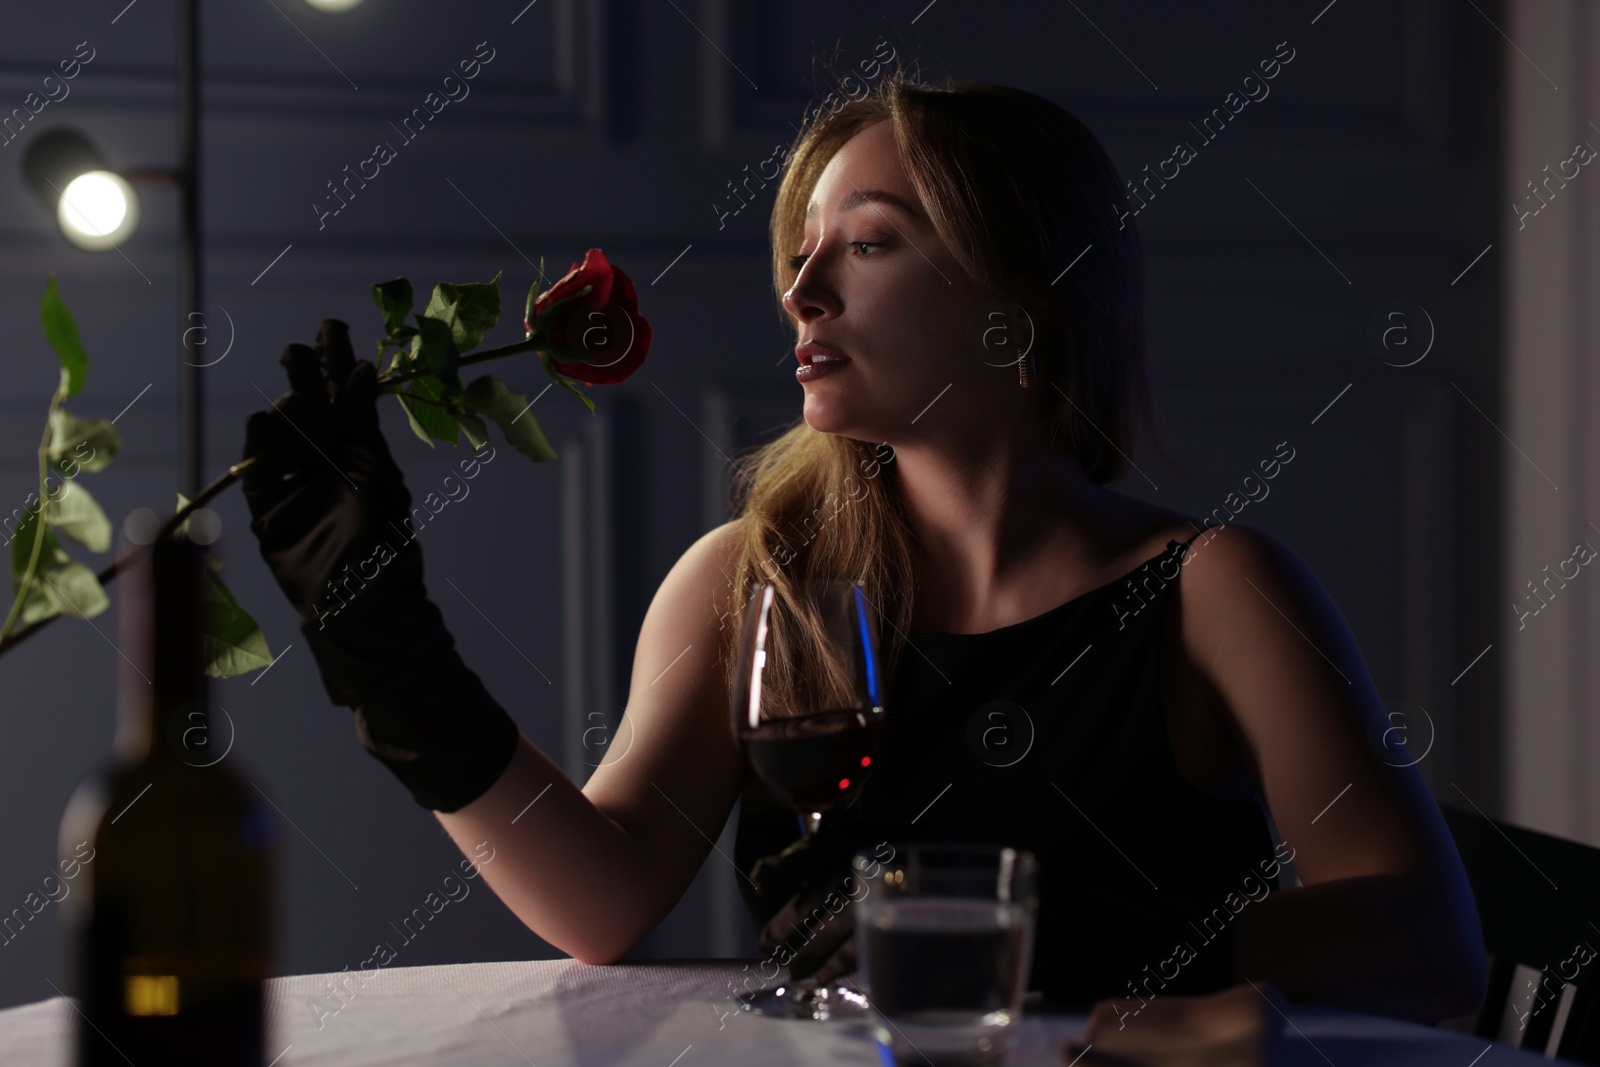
[526,248,652,386]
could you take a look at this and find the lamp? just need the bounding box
[303,0,366,9]
[18,0,205,498]
[21,128,141,250]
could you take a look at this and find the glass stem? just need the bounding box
[800,811,824,836]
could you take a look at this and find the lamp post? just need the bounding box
[178,0,202,499]
[149,0,205,498]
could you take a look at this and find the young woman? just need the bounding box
[241,76,1487,1024]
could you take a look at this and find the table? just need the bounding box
[0,959,1567,1066]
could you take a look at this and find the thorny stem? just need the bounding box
[1,317,583,657]
[0,334,556,657]
[376,335,545,389]
[0,379,66,645]
[0,457,257,657]
[1,292,595,659]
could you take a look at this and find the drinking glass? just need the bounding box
[853,843,1039,1066]
[731,578,887,1019]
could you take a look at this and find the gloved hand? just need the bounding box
[748,824,873,985]
[240,318,519,813]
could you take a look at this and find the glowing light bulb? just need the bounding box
[57,170,138,250]
[303,0,365,10]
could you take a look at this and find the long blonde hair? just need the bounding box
[721,74,1171,715]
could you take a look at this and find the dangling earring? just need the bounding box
[1013,304,1038,388]
[1017,347,1036,389]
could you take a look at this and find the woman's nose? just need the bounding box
[782,253,839,324]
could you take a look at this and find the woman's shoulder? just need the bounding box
[1156,513,1359,706]
[672,519,746,626]
[1093,492,1329,649]
[1172,518,1318,600]
[1094,490,1300,581]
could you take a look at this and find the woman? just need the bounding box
[240,76,1487,1024]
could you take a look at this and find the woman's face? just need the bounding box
[782,120,1024,443]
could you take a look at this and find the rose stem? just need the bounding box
[0,456,257,655]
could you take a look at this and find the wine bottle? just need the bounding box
[57,528,276,1066]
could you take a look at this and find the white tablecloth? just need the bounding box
[0,958,1564,1066]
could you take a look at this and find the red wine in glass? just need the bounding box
[730,579,887,1019]
[743,707,885,819]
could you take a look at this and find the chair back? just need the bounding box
[1440,802,1600,1061]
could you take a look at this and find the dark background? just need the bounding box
[0,0,1509,1012]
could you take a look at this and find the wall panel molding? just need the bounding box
[1505,0,1600,843]
[561,410,618,782]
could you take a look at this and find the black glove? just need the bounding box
[240,318,519,813]
[747,823,870,985]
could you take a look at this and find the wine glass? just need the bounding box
[731,578,887,1020]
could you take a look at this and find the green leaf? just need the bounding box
[372,277,414,335]
[33,555,106,623]
[523,265,544,338]
[384,343,413,378]
[463,375,558,462]
[455,410,489,449]
[376,329,418,368]
[8,511,107,625]
[410,315,461,386]
[41,276,88,399]
[47,409,120,473]
[9,506,42,585]
[200,564,273,679]
[410,375,460,445]
[423,270,503,353]
[535,281,594,320]
[553,377,596,416]
[398,374,459,447]
[396,394,435,448]
[540,352,597,415]
[46,480,111,553]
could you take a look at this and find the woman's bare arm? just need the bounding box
[1177,523,1488,1024]
[433,521,747,964]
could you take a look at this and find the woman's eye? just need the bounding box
[787,242,883,271]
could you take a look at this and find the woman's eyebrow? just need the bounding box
[805,188,924,222]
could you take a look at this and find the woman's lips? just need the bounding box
[796,358,851,382]
[795,341,850,365]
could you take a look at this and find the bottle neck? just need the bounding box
[115,689,210,767]
[113,534,210,768]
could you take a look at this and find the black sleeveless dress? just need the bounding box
[733,530,1282,1007]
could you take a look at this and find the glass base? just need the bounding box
[871,1012,1017,1067]
[735,977,871,1020]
